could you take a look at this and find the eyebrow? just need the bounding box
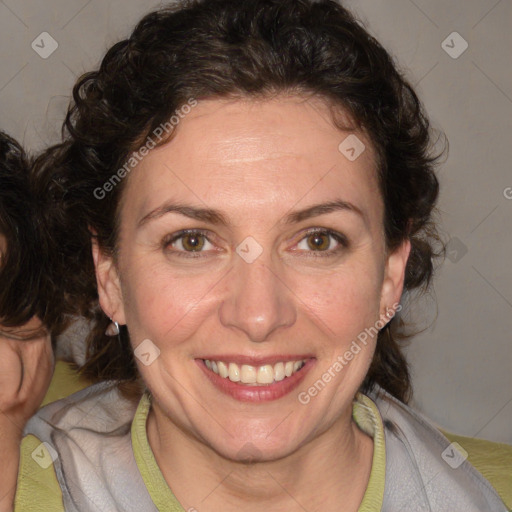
[137,199,365,229]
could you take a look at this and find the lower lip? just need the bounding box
[196,359,315,402]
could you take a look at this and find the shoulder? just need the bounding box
[16,382,141,509]
[442,430,512,510]
[15,434,64,511]
[368,387,511,511]
[26,380,137,437]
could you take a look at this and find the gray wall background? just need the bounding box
[0,0,510,443]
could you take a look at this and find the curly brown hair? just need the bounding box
[0,131,71,340]
[0,132,44,337]
[32,0,445,402]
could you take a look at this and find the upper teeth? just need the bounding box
[204,359,306,385]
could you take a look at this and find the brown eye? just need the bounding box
[306,232,331,251]
[181,233,206,252]
[295,229,348,257]
[164,229,214,257]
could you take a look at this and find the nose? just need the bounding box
[219,249,296,343]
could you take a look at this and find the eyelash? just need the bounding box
[163,228,348,259]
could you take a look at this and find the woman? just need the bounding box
[14,0,511,510]
[0,132,83,511]
[0,132,54,512]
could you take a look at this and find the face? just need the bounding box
[0,227,46,336]
[95,95,410,461]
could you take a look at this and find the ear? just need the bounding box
[91,237,127,325]
[379,239,411,322]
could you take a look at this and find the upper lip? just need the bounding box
[198,354,315,365]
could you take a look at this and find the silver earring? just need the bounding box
[105,320,120,336]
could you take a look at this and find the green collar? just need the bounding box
[131,392,386,511]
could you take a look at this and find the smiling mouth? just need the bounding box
[203,359,307,386]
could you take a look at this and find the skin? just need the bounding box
[0,234,54,511]
[95,95,410,512]
[0,327,53,512]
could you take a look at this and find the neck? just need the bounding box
[147,401,374,512]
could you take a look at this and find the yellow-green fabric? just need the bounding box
[41,360,91,407]
[132,392,386,511]
[131,394,184,511]
[15,392,385,511]
[353,394,386,511]
[17,371,512,511]
[441,430,512,510]
[15,435,65,512]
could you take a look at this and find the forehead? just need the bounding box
[123,95,382,228]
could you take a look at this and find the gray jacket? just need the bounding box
[22,382,509,511]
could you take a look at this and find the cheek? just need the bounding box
[294,262,383,341]
[119,244,385,354]
[120,259,219,346]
